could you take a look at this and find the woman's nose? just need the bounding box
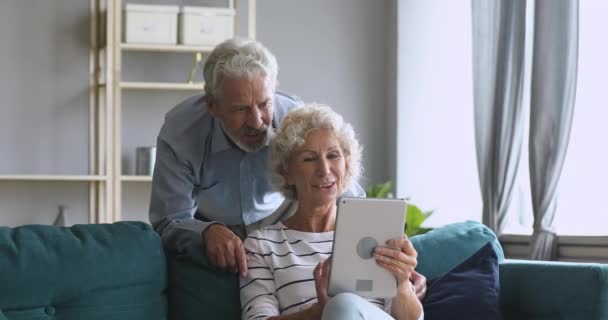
[316,159,330,176]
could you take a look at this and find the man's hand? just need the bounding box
[410,270,427,301]
[203,224,247,277]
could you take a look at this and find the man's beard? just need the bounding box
[222,123,274,153]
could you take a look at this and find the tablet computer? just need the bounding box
[328,197,407,298]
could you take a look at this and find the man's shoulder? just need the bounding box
[159,94,211,139]
[274,91,303,124]
[156,94,212,163]
[162,94,208,127]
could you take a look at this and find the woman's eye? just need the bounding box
[303,157,315,162]
[328,153,340,159]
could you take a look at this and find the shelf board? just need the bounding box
[120,82,205,91]
[121,175,153,182]
[121,43,214,53]
[0,175,107,182]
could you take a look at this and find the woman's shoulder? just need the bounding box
[248,222,288,237]
[244,222,290,249]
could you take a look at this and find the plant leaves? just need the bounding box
[375,181,393,198]
[405,204,434,236]
[366,181,392,198]
[366,181,434,237]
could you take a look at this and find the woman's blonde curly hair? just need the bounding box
[269,103,362,199]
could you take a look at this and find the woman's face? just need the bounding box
[285,128,347,206]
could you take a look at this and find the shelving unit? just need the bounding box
[98,0,256,223]
[0,1,256,226]
[121,175,153,182]
[120,43,215,53]
[0,175,107,182]
[120,82,205,91]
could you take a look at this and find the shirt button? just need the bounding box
[45,306,56,316]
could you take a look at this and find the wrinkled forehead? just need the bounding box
[217,75,274,104]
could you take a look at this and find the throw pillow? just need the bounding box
[422,242,501,320]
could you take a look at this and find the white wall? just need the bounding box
[394,1,482,227]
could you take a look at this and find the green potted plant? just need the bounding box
[365,181,433,237]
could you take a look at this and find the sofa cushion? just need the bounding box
[500,260,608,320]
[423,242,501,320]
[411,220,504,280]
[167,244,241,320]
[0,222,166,320]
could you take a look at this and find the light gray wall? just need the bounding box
[0,1,90,175]
[1,0,391,226]
[0,1,91,226]
[257,0,390,187]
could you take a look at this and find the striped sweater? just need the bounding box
[239,222,391,319]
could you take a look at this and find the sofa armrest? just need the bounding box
[500,259,608,320]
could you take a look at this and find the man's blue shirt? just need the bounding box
[149,92,364,251]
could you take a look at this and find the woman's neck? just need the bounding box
[284,201,337,233]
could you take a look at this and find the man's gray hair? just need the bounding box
[269,103,363,199]
[203,38,278,100]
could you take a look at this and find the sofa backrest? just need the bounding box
[0,222,166,320]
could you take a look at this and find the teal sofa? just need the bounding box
[1,221,607,320]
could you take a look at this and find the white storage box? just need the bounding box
[124,4,179,44]
[179,6,235,46]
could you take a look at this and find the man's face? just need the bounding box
[208,76,274,152]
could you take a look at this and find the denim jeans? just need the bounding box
[321,293,394,320]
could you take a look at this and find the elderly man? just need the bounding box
[149,38,426,300]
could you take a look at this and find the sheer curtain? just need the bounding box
[471,1,579,255]
[528,0,578,260]
[471,0,526,235]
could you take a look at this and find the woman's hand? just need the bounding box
[313,257,332,307]
[373,235,418,291]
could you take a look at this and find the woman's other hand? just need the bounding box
[373,235,418,292]
[313,257,332,307]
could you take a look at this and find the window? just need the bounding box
[504,0,608,236]
[397,1,608,236]
[395,1,481,228]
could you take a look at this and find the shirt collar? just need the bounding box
[210,118,231,154]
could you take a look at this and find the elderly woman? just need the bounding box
[239,104,423,320]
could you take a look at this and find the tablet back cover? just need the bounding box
[328,197,406,298]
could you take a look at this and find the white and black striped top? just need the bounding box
[239,222,391,320]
